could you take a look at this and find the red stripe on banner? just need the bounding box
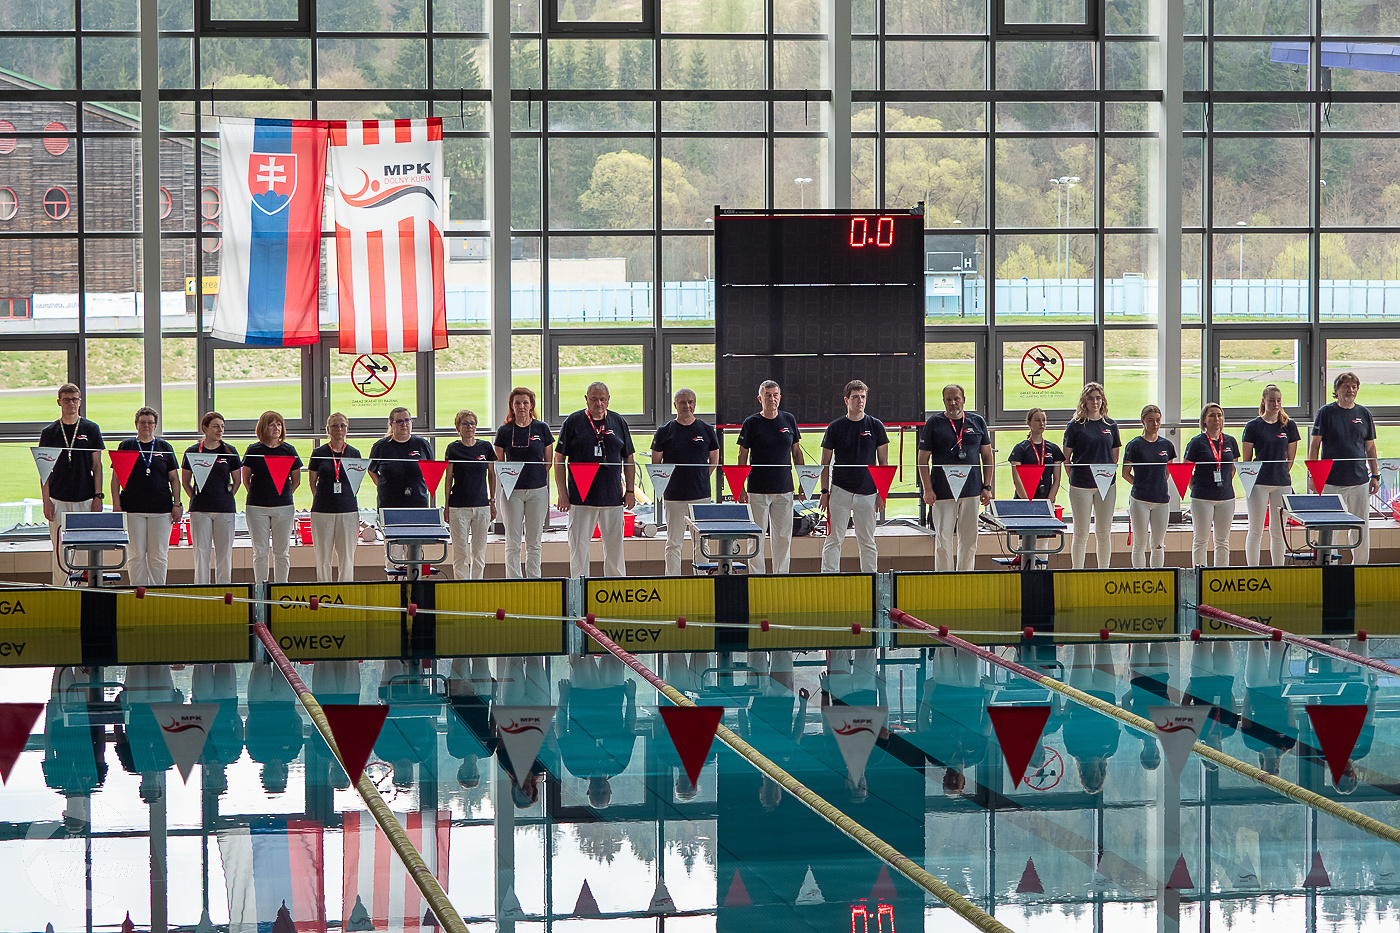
[367,230,388,354]
[398,217,420,351]
[335,223,357,353]
[363,121,380,146]
[395,119,413,143]
[327,121,348,147]
[435,809,450,893]
[341,811,360,925]
[287,819,327,933]
[283,120,327,345]
[429,223,447,349]
[405,812,424,927]
[372,816,391,927]
[426,117,443,141]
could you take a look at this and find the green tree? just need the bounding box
[579,149,696,231]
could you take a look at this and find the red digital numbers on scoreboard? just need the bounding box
[849,216,896,248]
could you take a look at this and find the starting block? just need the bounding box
[380,508,451,581]
[1281,494,1364,566]
[687,502,762,576]
[980,499,1065,567]
[60,511,128,587]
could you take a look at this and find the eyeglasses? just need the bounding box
[60,396,81,403]
[392,417,414,425]
[462,422,478,429]
[136,419,157,426]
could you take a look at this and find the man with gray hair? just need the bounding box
[737,380,805,574]
[555,381,636,578]
[650,387,720,575]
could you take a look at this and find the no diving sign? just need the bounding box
[350,354,397,398]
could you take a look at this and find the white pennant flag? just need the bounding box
[499,883,526,920]
[494,461,525,500]
[796,464,823,497]
[795,866,825,906]
[1378,458,1400,489]
[340,457,370,495]
[645,463,675,502]
[32,447,64,486]
[940,464,974,497]
[1090,464,1116,498]
[493,705,555,782]
[648,877,676,915]
[150,702,218,782]
[186,452,219,492]
[1091,855,1113,890]
[1235,461,1262,497]
[821,705,886,786]
[1149,705,1201,782]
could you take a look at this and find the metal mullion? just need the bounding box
[546,228,655,237]
[765,0,774,211]
[652,32,662,418]
[663,31,822,40]
[861,90,1162,102]
[1095,97,1104,333]
[539,25,551,349]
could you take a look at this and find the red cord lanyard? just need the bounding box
[1032,439,1047,466]
[1207,434,1225,466]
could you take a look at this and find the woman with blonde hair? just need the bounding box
[241,410,303,583]
[1241,384,1299,565]
[1184,402,1240,567]
[1062,382,1121,568]
[1122,404,1177,568]
[308,412,362,582]
[444,409,496,579]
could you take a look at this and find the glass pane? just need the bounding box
[83,337,150,429]
[432,335,491,428]
[995,139,1094,229]
[1002,338,1085,413]
[1322,137,1395,227]
[773,40,824,89]
[1182,327,1203,418]
[1319,233,1400,322]
[927,342,977,412]
[6,239,80,334]
[668,343,715,415]
[0,349,71,421]
[548,39,654,90]
[212,347,304,423]
[926,233,986,324]
[209,0,299,18]
[3,138,78,233]
[555,0,644,23]
[0,38,76,89]
[318,39,425,89]
[547,235,653,327]
[556,343,645,415]
[512,137,541,229]
[886,0,985,34]
[82,37,140,90]
[773,138,828,210]
[1183,232,1203,322]
[1105,234,1157,322]
[1002,0,1087,25]
[661,236,713,326]
[319,0,385,30]
[662,0,761,31]
[83,239,144,333]
[1183,136,1204,228]
[511,333,542,395]
[83,139,142,232]
[1326,339,1400,408]
[1104,137,1150,228]
[883,135,986,228]
[1103,329,1155,420]
[996,101,1094,132]
[328,348,419,423]
[774,0,821,32]
[1212,137,1308,228]
[1211,232,1309,322]
[996,42,1096,91]
[661,138,764,228]
[199,38,312,88]
[549,139,654,230]
[1217,337,1301,409]
[995,234,1096,324]
[1212,41,1309,92]
[162,238,200,333]
[511,237,542,327]
[662,101,764,131]
[886,40,986,91]
[1213,0,1307,35]
[158,338,198,431]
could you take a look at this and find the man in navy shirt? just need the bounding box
[39,383,105,584]
[819,380,889,573]
[554,382,637,578]
[737,380,806,574]
[1308,371,1380,564]
[650,388,720,576]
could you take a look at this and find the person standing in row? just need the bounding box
[369,406,434,509]
[1122,405,1176,569]
[494,387,553,579]
[819,380,889,573]
[555,382,636,579]
[1008,407,1064,568]
[1309,371,1379,565]
[444,409,496,580]
[307,412,361,583]
[650,388,719,577]
[242,410,302,584]
[112,407,181,586]
[918,383,992,572]
[1063,382,1121,569]
[182,412,240,585]
[40,383,105,584]
[1185,403,1239,567]
[737,380,805,575]
[1242,384,1299,566]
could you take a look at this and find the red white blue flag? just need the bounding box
[342,809,450,930]
[213,118,328,347]
[218,818,326,933]
[329,119,448,355]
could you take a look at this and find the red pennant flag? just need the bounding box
[264,455,296,495]
[569,462,601,501]
[573,880,600,916]
[121,912,136,933]
[0,702,44,783]
[987,705,1052,789]
[108,449,140,488]
[1167,462,1194,499]
[1303,851,1331,888]
[660,706,723,787]
[723,869,751,907]
[869,465,897,503]
[1016,858,1044,894]
[1305,704,1369,784]
[1306,459,1334,493]
[1166,855,1194,891]
[870,864,897,902]
[321,704,389,785]
[418,460,449,496]
[721,465,751,499]
[1014,464,1045,498]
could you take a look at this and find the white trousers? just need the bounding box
[567,505,627,578]
[311,511,359,582]
[823,486,879,573]
[500,485,548,579]
[1068,484,1118,569]
[663,497,709,577]
[747,491,794,574]
[449,505,491,579]
[929,495,979,572]
[246,504,294,583]
[49,498,95,584]
[1244,484,1289,566]
[1190,497,1234,567]
[1128,497,1169,568]
[190,512,235,584]
[1324,482,1370,564]
[126,512,173,586]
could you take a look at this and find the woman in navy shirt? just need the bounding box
[111,407,182,586]
[308,412,362,582]
[445,409,497,579]
[1184,403,1240,567]
[493,387,555,579]
[368,406,434,509]
[182,411,241,584]
[1122,405,1177,568]
[1241,384,1299,566]
[1062,382,1121,569]
[241,410,303,583]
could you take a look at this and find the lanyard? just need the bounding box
[1032,439,1047,467]
[329,444,344,481]
[1207,434,1226,466]
[948,414,967,450]
[138,440,155,472]
[61,419,78,460]
[590,415,609,448]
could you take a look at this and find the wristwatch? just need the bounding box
[821,488,830,494]
[94,492,105,499]
[981,484,993,491]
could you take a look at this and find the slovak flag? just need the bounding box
[212,118,329,347]
[329,119,448,355]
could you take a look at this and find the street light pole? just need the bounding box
[794,176,813,210]
[1236,220,1247,279]
[1050,175,1080,281]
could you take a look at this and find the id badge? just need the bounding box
[333,482,342,494]
[594,443,603,458]
[1213,469,1223,485]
